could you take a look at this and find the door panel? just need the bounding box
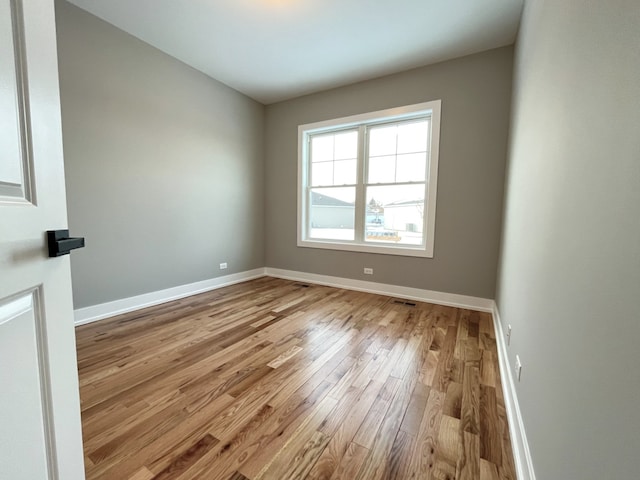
[0,0,85,478]
[0,289,52,480]
[0,0,32,202]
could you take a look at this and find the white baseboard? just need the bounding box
[75,267,494,327]
[492,301,536,480]
[264,267,494,312]
[74,268,267,326]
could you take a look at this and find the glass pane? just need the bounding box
[368,125,397,157]
[311,135,334,162]
[368,155,396,184]
[334,159,357,185]
[311,162,333,186]
[309,187,355,241]
[334,131,358,160]
[396,153,427,183]
[365,184,425,246]
[397,120,429,154]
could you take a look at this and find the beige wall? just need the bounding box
[496,0,640,477]
[56,1,265,308]
[265,47,514,299]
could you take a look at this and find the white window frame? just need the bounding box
[297,100,441,258]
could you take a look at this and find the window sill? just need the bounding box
[297,239,433,258]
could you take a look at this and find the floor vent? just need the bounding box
[393,299,416,306]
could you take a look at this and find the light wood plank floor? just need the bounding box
[76,277,516,480]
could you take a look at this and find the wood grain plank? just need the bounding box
[354,375,418,480]
[251,394,337,480]
[385,429,416,480]
[420,349,440,387]
[91,394,235,479]
[128,467,154,480]
[399,382,430,436]
[75,278,516,480]
[352,376,401,448]
[267,345,303,368]
[307,379,385,480]
[461,362,480,436]
[406,389,444,479]
[458,431,480,480]
[432,326,462,393]
[442,381,463,419]
[479,385,502,465]
[436,415,462,468]
[150,434,218,480]
[229,380,334,479]
[480,458,501,480]
[329,442,369,480]
[226,472,250,480]
[263,430,330,480]
[480,350,496,387]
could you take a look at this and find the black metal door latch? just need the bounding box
[47,230,85,257]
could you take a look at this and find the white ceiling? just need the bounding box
[67,0,523,104]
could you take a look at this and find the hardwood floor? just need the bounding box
[76,277,516,480]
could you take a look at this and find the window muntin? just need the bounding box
[298,101,441,258]
[310,130,358,187]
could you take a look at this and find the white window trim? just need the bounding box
[297,100,441,258]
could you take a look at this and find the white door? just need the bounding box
[0,0,85,479]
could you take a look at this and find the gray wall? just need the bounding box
[496,0,640,478]
[56,1,265,308]
[265,47,513,299]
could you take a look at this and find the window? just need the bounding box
[297,100,441,258]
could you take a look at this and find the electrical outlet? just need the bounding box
[507,324,512,345]
[363,267,373,275]
[515,355,522,381]
[220,262,228,270]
